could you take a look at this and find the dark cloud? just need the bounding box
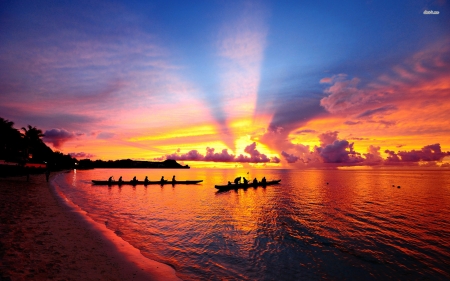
[42,128,75,148]
[356,105,397,118]
[315,140,363,163]
[69,152,95,159]
[385,143,450,162]
[281,151,299,163]
[277,132,376,165]
[384,149,401,162]
[367,120,396,127]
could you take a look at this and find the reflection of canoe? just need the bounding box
[215,180,281,190]
[92,180,203,185]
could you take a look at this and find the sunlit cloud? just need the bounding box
[158,142,279,163]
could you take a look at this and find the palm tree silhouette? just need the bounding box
[0,117,23,161]
[21,125,45,161]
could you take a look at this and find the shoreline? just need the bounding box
[0,172,181,281]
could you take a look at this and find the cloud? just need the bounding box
[281,151,300,163]
[356,105,397,118]
[318,131,339,147]
[204,147,235,162]
[319,75,368,114]
[69,152,95,159]
[319,77,332,83]
[315,140,363,163]
[320,40,450,116]
[294,129,316,135]
[278,132,380,165]
[367,120,396,127]
[42,128,75,148]
[344,121,361,125]
[363,145,383,164]
[166,149,204,161]
[385,143,450,162]
[162,142,279,163]
[96,132,115,140]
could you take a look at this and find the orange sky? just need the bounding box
[1,1,449,168]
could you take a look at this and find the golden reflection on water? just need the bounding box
[55,168,450,280]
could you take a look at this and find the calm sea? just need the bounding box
[52,168,450,280]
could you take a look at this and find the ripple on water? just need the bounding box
[56,168,450,280]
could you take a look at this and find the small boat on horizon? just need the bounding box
[91,180,203,185]
[215,180,281,191]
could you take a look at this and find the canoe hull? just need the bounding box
[92,180,203,185]
[215,180,281,190]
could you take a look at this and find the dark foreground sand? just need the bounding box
[0,173,181,281]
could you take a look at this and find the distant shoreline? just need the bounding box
[77,159,190,169]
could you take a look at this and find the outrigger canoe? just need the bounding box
[215,180,281,191]
[92,180,203,185]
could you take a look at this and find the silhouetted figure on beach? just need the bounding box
[45,163,51,182]
[144,176,149,184]
[234,177,241,185]
[253,178,258,185]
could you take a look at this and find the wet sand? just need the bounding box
[0,173,181,281]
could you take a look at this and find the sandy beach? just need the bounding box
[0,173,181,281]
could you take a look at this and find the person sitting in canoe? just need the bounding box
[253,178,258,185]
[160,176,165,183]
[243,177,248,185]
[108,176,114,183]
[234,177,241,184]
[261,177,266,184]
[132,176,137,183]
[228,181,232,185]
[118,176,123,183]
[144,176,149,184]
[172,175,176,183]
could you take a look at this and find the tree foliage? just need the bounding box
[0,117,76,169]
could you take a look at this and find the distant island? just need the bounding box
[77,159,189,169]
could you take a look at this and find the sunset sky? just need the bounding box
[1,0,449,168]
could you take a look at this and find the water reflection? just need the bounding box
[54,168,450,280]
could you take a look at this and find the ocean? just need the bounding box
[52,168,450,280]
